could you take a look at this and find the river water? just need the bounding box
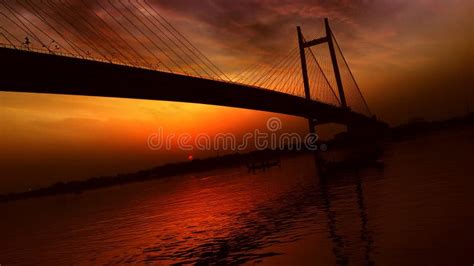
[1,128,473,265]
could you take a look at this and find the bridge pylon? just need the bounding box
[297,18,347,134]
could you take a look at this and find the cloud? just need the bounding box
[1,0,472,122]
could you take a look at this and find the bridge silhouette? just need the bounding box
[0,1,386,132]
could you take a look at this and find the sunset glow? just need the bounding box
[1,1,473,265]
[1,0,472,193]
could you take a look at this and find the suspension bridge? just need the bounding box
[0,0,386,133]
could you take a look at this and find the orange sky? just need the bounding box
[0,0,473,193]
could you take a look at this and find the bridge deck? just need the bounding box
[0,47,379,126]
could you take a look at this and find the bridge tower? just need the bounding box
[297,18,347,133]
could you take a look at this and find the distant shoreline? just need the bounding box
[0,149,303,203]
[2,112,473,203]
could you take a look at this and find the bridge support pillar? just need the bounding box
[325,18,347,108]
[297,26,315,134]
[307,118,315,134]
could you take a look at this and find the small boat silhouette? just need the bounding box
[246,159,281,171]
[246,151,281,171]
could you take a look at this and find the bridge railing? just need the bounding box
[1,43,349,113]
[1,43,263,86]
[0,43,310,99]
[0,43,170,73]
